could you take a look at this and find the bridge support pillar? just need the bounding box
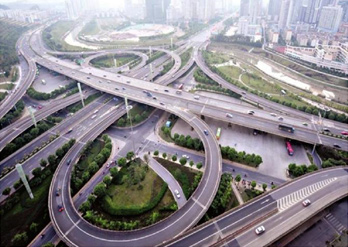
[28,106,37,127]
[16,163,34,199]
[77,83,85,107]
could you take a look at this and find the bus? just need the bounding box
[278,124,295,133]
[216,127,222,140]
[286,141,294,156]
[178,83,183,90]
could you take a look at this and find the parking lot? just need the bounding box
[32,67,71,93]
[171,116,310,180]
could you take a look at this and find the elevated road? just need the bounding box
[48,105,222,247]
[164,167,348,247]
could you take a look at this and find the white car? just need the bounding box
[174,190,180,199]
[302,199,311,207]
[226,113,233,118]
[255,226,265,235]
[182,155,190,159]
[270,113,277,117]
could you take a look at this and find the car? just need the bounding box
[341,131,348,136]
[333,144,341,148]
[174,189,180,199]
[253,129,259,136]
[99,80,102,83]
[67,159,71,165]
[172,75,175,78]
[194,95,200,100]
[226,113,233,118]
[302,122,308,126]
[182,154,190,159]
[103,75,107,77]
[323,128,330,132]
[160,102,165,106]
[107,80,111,84]
[154,88,158,91]
[58,205,64,212]
[241,91,246,95]
[143,90,148,94]
[270,113,277,117]
[93,110,99,114]
[89,72,92,75]
[115,87,119,91]
[32,104,37,108]
[164,89,169,92]
[153,96,157,100]
[106,162,111,168]
[87,76,90,79]
[38,105,43,109]
[255,226,265,235]
[117,75,121,78]
[247,110,254,115]
[56,188,61,196]
[302,199,311,207]
[126,80,130,83]
[122,87,126,90]
[278,117,283,121]
[204,130,209,136]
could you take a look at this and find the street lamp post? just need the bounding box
[125,97,136,155]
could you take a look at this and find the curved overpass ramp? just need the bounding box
[48,105,222,246]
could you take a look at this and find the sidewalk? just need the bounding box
[231,182,244,205]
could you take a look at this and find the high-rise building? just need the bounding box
[318,5,343,32]
[65,0,97,19]
[237,16,249,35]
[278,0,291,30]
[145,0,170,22]
[182,0,215,21]
[268,0,282,20]
[304,0,322,24]
[239,0,262,24]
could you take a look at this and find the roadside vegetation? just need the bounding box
[317,145,348,165]
[0,100,25,130]
[0,92,7,103]
[90,54,139,68]
[179,22,207,40]
[66,92,101,113]
[0,139,75,247]
[42,21,84,51]
[0,20,28,75]
[115,104,154,127]
[80,19,100,36]
[27,81,77,100]
[71,135,112,195]
[146,51,165,65]
[0,119,58,163]
[160,60,174,76]
[79,157,177,230]
[179,47,193,69]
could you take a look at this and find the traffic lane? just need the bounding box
[31,224,57,247]
[235,177,348,247]
[168,196,276,247]
[148,157,187,208]
[50,108,221,246]
[35,58,347,151]
[270,167,348,201]
[0,94,108,172]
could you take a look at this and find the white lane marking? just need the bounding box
[213,221,224,240]
[261,199,270,205]
[192,197,207,210]
[63,219,81,238]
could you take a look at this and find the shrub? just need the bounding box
[154,150,159,156]
[196,162,203,169]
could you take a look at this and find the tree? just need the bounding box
[134,114,142,123]
[196,162,203,169]
[172,155,177,161]
[79,201,92,213]
[251,181,257,190]
[110,167,118,177]
[2,187,11,196]
[126,151,135,160]
[163,127,170,137]
[32,167,42,177]
[40,159,48,167]
[55,148,64,158]
[94,153,105,166]
[23,133,32,142]
[189,161,194,167]
[30,222,38,233]
[154,150,159,156]
[93,182,106,197]
[179,157,187,165]
[118,157,127,167]
[162,153,167,159]
[41,242,55,247]
[30,127,40,137]
[262,183,267,191]
[48,154,57,165]
[13,180,22,190]
[117,118,126,126]
[87,162,99,174]
[143,154,149,164]
[235,174,241,183]
[12,232,28,245]
[82,171,90,183]
[103,176,112,186]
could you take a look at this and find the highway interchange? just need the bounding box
[1,16,347,247]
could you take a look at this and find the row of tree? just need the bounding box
[212,34,263,48]
[26,81,77,100]
[0,100,25,130]
[71,135,112,195]
[0,120,51,162]
[221,146,263,167]
[288,163,318,177]
[116,105,153,127]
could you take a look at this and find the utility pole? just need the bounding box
[125,97,136,154]
[149,46,152,58]
[171,37,173,50]
[16,164,34,199]
[77,82,85,107]
[114,57,117,67]
[150,63,153,82]
[28,106,37,127]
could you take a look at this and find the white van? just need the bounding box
[194,95,200,100]
[91,115,97,119]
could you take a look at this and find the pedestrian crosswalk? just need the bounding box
[277,177,337,211]
[325,213,347,233]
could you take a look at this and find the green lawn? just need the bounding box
[240,73,281,94]
[271,95,308,108]
[107,167,160,207]
[0,83,14,90]
[218,66,242,80]
[203,50,230,65]
[80,19,100,36]
[67,92,101,113]
[90,54,138,68]
[0,174,53,246]
[76,140,103,176]
[0,92,7,102]
[43,21,84,51]
[240,188,263,202]
[179,48,193,69]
